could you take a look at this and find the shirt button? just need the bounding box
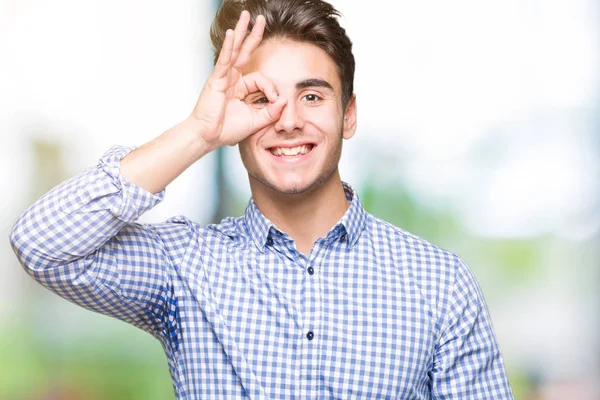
[307,266,314,275]
[306,331,314,340]
[340,233,347,242]
[266,236,274,246]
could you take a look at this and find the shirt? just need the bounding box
[10,145,514,399]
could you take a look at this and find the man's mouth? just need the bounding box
[268,144,315,158]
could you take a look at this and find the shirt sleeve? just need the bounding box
[9,145,189,342]
[430,258,515,399]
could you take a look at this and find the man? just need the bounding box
[10,0,514,398]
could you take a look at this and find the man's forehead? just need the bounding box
[243,38,341,92]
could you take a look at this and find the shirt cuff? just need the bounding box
[59,145,164,222]
[98,145,165,222]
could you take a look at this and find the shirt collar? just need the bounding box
[243,182,368,252]
[336,182,368,246]
[244,196,276,252]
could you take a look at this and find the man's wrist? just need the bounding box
[180,117,222,157]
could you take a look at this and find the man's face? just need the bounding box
[239,38,356,196]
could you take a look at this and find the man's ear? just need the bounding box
[342,94,357,140]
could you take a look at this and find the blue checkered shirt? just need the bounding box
[10,146,513,399]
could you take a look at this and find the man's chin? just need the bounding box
[266,180,315,196]
[251,175,318,197]
[248,164,340,199]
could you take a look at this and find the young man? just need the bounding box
[10,0,514,398]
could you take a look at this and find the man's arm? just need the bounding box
[430,258,514,399]
[9,11,284,337]
[9,145,188,337]
[119,114,214,196]
[120,11,285,195]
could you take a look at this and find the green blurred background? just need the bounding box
[1,0,598,399]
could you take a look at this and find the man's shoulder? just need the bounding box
[366,213,460,265]
[150,214,245,241]
[138,215,247,266]
[364,213,474,325]
[365,213,464,291]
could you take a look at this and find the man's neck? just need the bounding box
[250,173,350,256]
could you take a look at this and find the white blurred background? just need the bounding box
[1,0,598,398]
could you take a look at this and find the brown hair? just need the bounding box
[210,0,355,108]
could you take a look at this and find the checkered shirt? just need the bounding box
[10,145,514,399]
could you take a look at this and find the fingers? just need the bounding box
[213,29,234,78]
[231,10,251,61]
[212,12,265,80]
[241,71,278,103]
[234,15,266,69]
[242,71,286,129]
[256,95,287,129]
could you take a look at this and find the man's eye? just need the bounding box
[302,94,322,103]
[253,97,269,104]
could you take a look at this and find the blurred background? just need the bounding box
[1,0,598,398]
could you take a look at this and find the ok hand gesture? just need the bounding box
[191,11,287,147]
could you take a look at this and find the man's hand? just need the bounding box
[120,11,283,194]
[191,11,286,148]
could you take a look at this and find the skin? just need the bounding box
[239,38,351,195]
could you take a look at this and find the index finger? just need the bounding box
[233,15,266,69]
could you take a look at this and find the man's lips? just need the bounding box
[266,143,316,157]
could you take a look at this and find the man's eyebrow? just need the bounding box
[296,78,334,91]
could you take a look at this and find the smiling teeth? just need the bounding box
[270,145,312,157]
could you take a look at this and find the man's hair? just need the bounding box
[210,0,355,109]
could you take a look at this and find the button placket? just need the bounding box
[299,242,323,396]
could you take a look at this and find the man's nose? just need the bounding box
[274,100,304,133]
